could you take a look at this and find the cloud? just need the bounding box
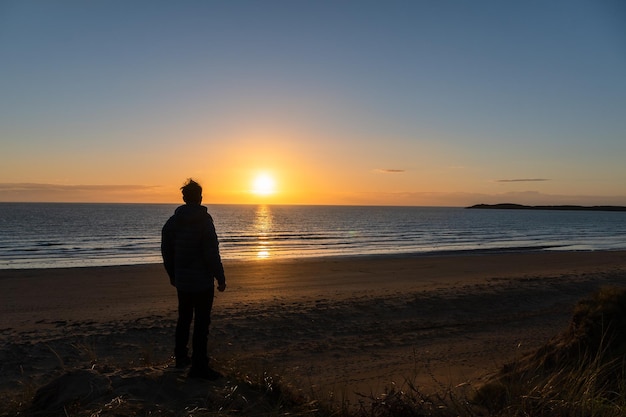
[0,183,170,203]
[374,169,405,174]
[495,178,550,183]
[337,190,626,207]
[0,183,156,192]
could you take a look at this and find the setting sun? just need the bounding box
[251,173,276,196]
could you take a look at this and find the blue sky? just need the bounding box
[1,1,625,205]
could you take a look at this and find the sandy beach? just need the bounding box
[2,251,626,408]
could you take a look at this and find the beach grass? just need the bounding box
[3,358,625,417]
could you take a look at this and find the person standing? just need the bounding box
[161,179,226,379]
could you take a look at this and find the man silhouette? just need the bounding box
[161,179,226,379]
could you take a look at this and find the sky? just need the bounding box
[1,0,625,206]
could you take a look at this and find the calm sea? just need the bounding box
[1,203,625,269]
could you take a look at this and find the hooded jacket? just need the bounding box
[161,204,226,292]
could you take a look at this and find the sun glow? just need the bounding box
[251,173,276,196]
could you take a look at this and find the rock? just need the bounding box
[31,369,111,413]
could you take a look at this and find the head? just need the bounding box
[181,179,202,205]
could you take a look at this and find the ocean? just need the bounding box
[1,203,625,269]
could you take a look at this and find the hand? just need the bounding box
[217,283,226,292]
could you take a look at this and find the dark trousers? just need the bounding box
[175,289,214,369]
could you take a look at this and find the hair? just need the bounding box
[181,178,202,204]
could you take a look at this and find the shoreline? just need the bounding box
[2,250,626,403]
[1,245,623,271]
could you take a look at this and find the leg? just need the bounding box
[175,290,194,366]
[190,289,214,373]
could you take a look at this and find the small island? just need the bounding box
[467,203,626,212]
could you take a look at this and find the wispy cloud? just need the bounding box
[339,190,626,207]
[374,169,405,174]
[0,183,168,203]
[495,178,550,183]
[0,183,158,192]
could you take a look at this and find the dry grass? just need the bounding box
[474,286,626,417]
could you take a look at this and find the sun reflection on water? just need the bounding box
[254,205,273,259]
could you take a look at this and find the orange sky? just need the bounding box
[1,2,625,207]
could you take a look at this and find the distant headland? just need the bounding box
[467,203,626,212]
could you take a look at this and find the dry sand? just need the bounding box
[1,251,626,406]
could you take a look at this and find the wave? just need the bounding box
[1,203,625,269]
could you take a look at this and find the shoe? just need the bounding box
[188,366,222,380]
[175,356,191,369]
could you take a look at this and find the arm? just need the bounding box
[202,217,226,291]
[161,219,176,286]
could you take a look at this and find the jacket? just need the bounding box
[161,204,226,292]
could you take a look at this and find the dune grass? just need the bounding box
[474,285,626,417]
